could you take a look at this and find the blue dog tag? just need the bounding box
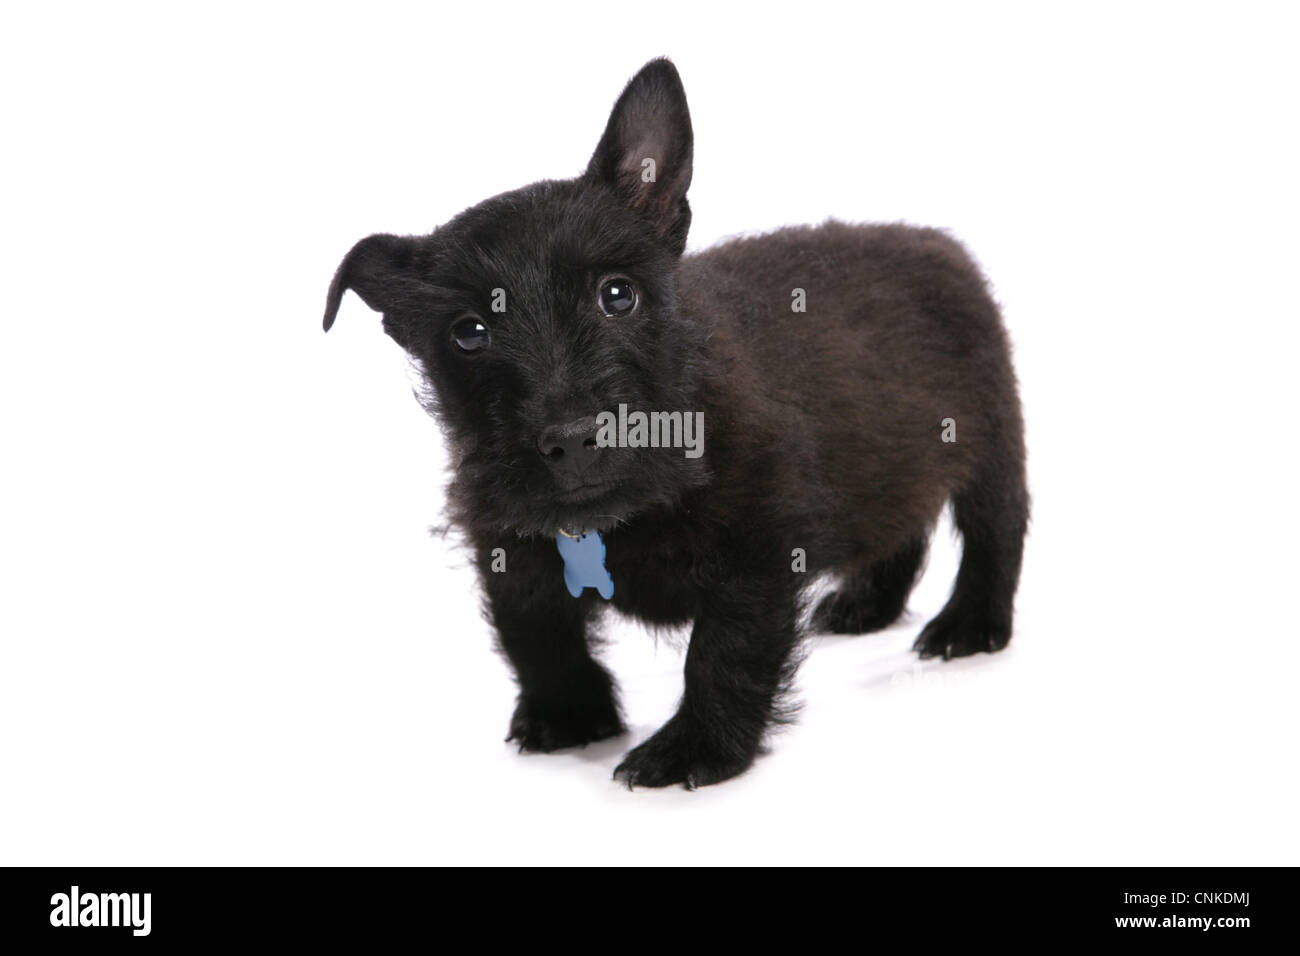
[556,530,614,600]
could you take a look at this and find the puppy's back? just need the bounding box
[679,220,1023,556]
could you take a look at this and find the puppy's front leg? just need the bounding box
[479,539,625,753]
[614,578,801,789]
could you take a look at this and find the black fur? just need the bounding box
[324,58,1029,788]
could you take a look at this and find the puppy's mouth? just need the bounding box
[540,480,632,535]
[553,480,619,503]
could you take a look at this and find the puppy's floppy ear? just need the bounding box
[585,57,694,255]
[323,233,420,331]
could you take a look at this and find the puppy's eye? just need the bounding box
[598,278,637,317]
[451,316,490,353]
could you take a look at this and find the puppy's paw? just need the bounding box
[913,610,1011,660]
[613,717,755,790]
[811,589,904,635]
[507,695,625,753]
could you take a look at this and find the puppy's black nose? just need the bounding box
[538,417,602,475]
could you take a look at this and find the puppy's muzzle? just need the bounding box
[537,417,603,478]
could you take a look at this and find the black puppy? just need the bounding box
[323,59,1028,788]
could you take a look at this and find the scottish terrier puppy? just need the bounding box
[323,58,1028,788]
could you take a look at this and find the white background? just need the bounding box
[2,1,1297,865]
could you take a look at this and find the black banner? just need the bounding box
[0,866,1288,945]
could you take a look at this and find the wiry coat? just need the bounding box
[324,59,1028,788]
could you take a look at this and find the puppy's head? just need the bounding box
[324,59,707,536]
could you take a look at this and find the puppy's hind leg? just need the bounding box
[914,465,1029,661]
[811,538,928,635]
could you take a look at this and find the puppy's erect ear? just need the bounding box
[585,58,694,255]
[322,233,420,331]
